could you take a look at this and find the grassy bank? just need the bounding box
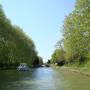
[52,63,90,77]
[61,66,90,77]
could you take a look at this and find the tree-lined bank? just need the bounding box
[0,5,43,69]
[51,0,90,68]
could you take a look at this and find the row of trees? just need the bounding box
[0,5,42,69]
[51,0,90,66]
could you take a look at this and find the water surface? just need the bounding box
[0,67,90,90]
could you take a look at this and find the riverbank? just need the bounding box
[52,65,90,77]
[62,67,90,77]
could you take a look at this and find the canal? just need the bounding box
[0,67,90,90]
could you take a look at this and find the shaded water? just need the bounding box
[0,67,90,90]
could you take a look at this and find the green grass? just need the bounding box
[85,61,90,68]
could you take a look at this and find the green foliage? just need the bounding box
[85,61,90,68]
[51,48,65,63]
[49,0,90,67]
[0,5,37,69]
[57,0,90,66]
[32,56,43,67]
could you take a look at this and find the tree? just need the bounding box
[0,5,38,69]
[51,48,65,64]
[62,0,90,65]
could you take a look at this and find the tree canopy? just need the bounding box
[0,5,38,69]
[51,0,90,66]
[63,0,90,65]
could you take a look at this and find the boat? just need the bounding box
[17,63,29,71]
[45,64,50,67]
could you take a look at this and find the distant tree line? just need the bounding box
[51,0,90,67]
[0,5,42,69]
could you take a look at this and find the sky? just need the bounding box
[0,0,76,62]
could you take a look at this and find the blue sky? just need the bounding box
[0,0,75,62]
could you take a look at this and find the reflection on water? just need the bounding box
[0,67,90,90]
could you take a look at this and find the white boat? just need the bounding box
[17,63,29,71]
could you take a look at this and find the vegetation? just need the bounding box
[51,48,65,63]
[0,5,39,69]
[32,56,43,67]
[51,0,90,67]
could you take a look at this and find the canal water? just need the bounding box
[0,67,90,90]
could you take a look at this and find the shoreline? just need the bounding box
[52,65,90,77]
[61,66,90,77]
